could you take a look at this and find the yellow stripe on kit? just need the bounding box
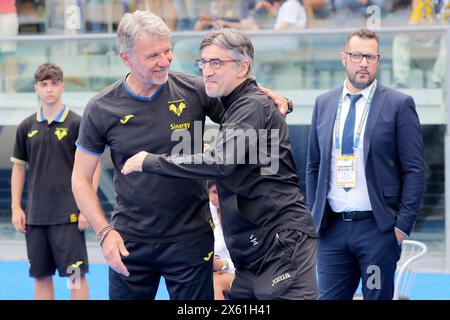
[71,261,83,268]
[70,214,78,223]
[203,251,213,262]
[10,157,27,166]
[208,218,215,231]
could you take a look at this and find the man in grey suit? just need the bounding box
[306,28,425,300]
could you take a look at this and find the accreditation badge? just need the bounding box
[336,155,357,188]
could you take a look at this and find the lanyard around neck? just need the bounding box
[334,80,377,152]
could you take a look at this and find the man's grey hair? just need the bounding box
[117,10,171,55]
[200,29,254,78]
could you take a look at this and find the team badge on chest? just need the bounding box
[168,99,187,117]
[55,128,68,141]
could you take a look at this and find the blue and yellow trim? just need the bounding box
[123,75,165,101]
[55,106,70,122]
[36,110,45,122]
[36,105,69,123]
[75,142,103,157]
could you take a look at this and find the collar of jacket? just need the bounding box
[220,78,257,110]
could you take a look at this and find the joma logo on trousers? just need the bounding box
[272,273,291,286]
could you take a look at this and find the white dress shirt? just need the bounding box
[327,79,376,212]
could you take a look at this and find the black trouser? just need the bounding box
[229,229,318,300]
[109,230,214,300]
[318,216,401,300]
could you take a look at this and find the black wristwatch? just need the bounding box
[286,99,294,114]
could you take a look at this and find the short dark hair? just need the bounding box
[199,29,254,78]
[34,63,63,83]
[345,28,379,52]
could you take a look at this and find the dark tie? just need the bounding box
[342,93,362,192]
[342,94,363,155]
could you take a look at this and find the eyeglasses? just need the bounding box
[196,58,239,69]
[345,52,380,64]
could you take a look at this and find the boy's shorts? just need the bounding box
[25,223,89,278]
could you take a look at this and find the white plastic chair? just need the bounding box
[393,240,428,300]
